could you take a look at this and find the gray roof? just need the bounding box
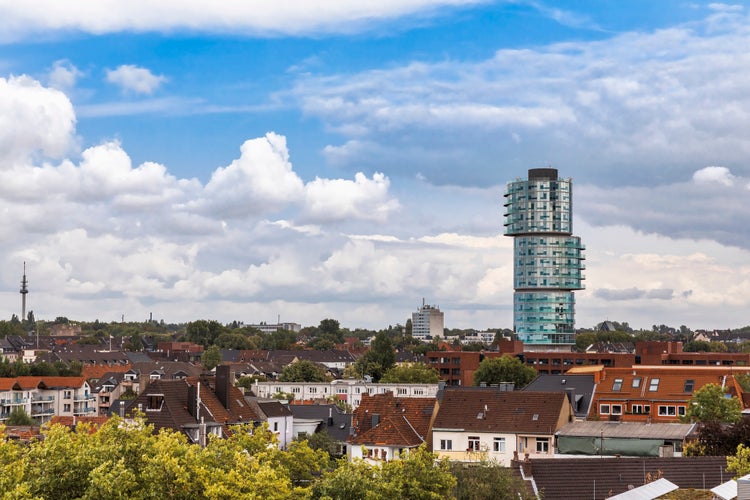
[556,421,696,440]
[607,478,678,500]
[286,404,352,442]
[522,374,595,418]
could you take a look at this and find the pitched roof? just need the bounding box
[433,388,569,434]
[522,374,595,418]
[349,392,435,448]
[525,456,728,500]
[556,421,695,440]
[286,403,352,442]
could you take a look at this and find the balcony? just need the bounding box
[32,395,55,403]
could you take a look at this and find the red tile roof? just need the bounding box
[349,392,435,448]
[433,388,572,434]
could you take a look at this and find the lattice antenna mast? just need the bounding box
[20,262,28,321]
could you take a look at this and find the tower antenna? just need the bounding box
[20,262,28,321]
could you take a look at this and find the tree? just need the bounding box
[682,383,742,424]
[353,331,396,382]
[473,355,536,388]
[7,407,34,426]
[279,360,330,382]
[452,462,535,500]
[186,319,226,348]
[201,345,222,371]
[380,363,439,384]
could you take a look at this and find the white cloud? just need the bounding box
[47,59,83,91]
[0,1,489,41]
[693,166,735,186]
[105,65,166,95]
[0,76,76,165]
[302,172,400,223]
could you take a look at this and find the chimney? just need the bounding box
[328,407,334,427]
[188,384,198,419]
[372,414,380,428]
[216,365,232,410]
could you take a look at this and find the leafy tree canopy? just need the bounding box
[380,363,439,384]
[279,360,330,382]
[682,383,741,424]
[201,345,222,371]
[473,355,536,389]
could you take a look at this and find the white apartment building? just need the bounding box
[411,301,444,341]
[252,379,439,409]
[0,376,97,425]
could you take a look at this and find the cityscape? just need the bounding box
[3,2,750,499]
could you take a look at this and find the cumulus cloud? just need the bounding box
[47,59,83,91]
[693,166,735,186]
[0,1,488,41]
[0,76,76,165]
[105,65,166,94]
[302,172,400,223]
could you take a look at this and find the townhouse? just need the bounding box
[0,376,97,424]
[431,388,574,466]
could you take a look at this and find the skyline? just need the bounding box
[2,1,750,330]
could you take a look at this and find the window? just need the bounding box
[397,388,407,395]
[678,406,686,416]
[632,404,650,415]
[440,439,452,451]
[658,405,677,416]
[147,395,164,411]
[468,436,480,451]
[536,438,549,453]
[611,404,622,415]
[658,406,668,416]
[612,378,623,391]
[493,437,506,452]
[273,422,279,432]
[63,404,71,412]
[414,389,423,395]
[600,404,610,415]
[649,378,660,392]
[308,387,317,394]
[291,387,301,394]
[684,379,694,393]
[632,377,641,388]
[64,390,72,400]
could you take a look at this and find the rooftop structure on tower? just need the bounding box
[503,168,585,348]
[20,262,28,321]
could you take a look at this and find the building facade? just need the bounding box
[411,301,444,341]
[504,168,585,347]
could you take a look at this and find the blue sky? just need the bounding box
[1,1,750,331]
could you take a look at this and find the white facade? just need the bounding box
[0,378,97,425]
[432,429,554,466]
[411,302,444,340]
[253,380,439,409]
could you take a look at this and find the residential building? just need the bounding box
[504,168,585,347]
[0,376,96,425]
[411,300,444,341]
[575,365,750,423]
[252,379,439,408]
[431,388,573,465]
[248,322,302,334]
[286,403,352,457]
[348,392,436,462]
[555,421,695,457]
[522,373,596,419]
[245,399,294,449]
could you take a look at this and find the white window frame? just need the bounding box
[440,439,452,451]
[493,437,506,452]
[536,438,549,453]
[599,404,610,415]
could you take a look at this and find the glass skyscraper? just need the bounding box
[503,168,585,346]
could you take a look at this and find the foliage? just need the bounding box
[259,329,299,350]
[215,332,256,350]
[186,319,226,348]
[728,443,750,478]
[451,462,535,500]
[681,383,741,424]
[352,331,396,382]
[683,340,727,352]
[683,418,750,456]
[0,358,82,378]
[279,360,330,382]
[201,345,222,371]
[380,363,439,384]
[7,407,34,426]
[473,355,536,388]
[312,445,456,500]
[303,430,341,458]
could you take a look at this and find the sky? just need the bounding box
[2,1,750,332]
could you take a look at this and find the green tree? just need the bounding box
[452,462,535,500]
[473,355,536,388]
[353,331,396,382]
[7,407,34,426]
[201,345,222,371]
[186,319,226,348]
[380,363,439,384]
[682,383,742,424]
[279,360,330,382]
[728,443,750,477]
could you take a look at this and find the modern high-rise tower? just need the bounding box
[503,168,585,347]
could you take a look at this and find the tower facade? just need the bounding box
[503,168,585,346]
[411,300,444,341]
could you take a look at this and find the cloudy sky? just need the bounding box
[1,1,750,331]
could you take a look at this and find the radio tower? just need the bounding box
[20,262,28,321]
